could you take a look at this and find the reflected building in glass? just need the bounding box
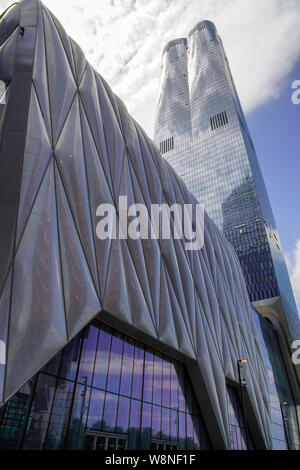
[154,20,300,364]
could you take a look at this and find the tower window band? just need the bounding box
[210,111,228,130]
[160,137,174,154]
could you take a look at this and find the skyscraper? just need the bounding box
[154,21,300,350]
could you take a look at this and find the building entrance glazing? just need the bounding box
[0,320,210,450]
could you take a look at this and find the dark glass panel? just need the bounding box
[184,380,193,415]
[106,335,123,394]
[66,383,91,449]
[116,396,130,435]
[119,341,134,397]
[178,412,186,450]
[143,352,154,403]
[86,388,105,431]
[77,325,98,386]
[107,437,117,450]
[170,410,178,442]
[22,374,57,450]
[131,346,144,400]
[177,366,186,412]
[140,402,151,450]
[0,379,35,450]
[162,361,171,408]
[42,350,62,376]
[44,379,74,449]
[117,438,127,450]
[152,405,161,440]
[186,414,194,450]
[83,434,94,450]
[128,400,141,450]
[59,333,82,381]
[170,363,178,410]
[153,356,162,406]
[92,329,111,390]
[102,392,118,432]
[193,423,200,450]
[96,435,106,450]
[226,386,247,450]
[161,407,170,441]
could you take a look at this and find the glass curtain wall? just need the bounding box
[226,386,248,450]
[0,321,210,450]
[253,310,300,450]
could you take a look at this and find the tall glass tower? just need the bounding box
[154,21,300,342]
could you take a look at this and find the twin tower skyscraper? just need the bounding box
[154,22,300,354]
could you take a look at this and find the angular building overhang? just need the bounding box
[0,0,272,449]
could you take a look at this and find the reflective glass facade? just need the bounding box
[253,309,300,450]
[154,21,300,340]
[226,386,248,450]
[0,320,210,450]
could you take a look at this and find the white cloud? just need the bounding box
[0,0,300,136]
[286,240,300,312]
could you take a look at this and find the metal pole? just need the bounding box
[237,360,250,449]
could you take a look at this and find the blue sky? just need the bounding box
[247,60,300,310]
[247,61,300,254]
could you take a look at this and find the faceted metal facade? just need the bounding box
[0,0,273,449]
[154,21,300,343]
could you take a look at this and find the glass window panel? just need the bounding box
[96,435,106,450]
[22,374,57,450]
[130,400,141,429]
[226,386,248,450]
[107,437,117,450]
[178,412,186,450]
[0,379,34,450]
[153,356,162,405]
[117,438,127,450]
[170,410,178,442]
[140,402,152,450]
[143,352,154,403]
[83,434,95,450]
[128,400,141,450]
[119,341,134,397]
[116,396,130,435]
[86,389,105,431]
[177,366,186,412]
[106,335,123,394]
[152,405,161,440]
[162,361,171,408]
[193,424,200,450]
[77,325,98,386]
[170,363,178,410]
[66,383,91,449]
[131,346,144,400]
[92,329,111,390]
[185,382,193,415]
[161,407,170,441]
[44,379,74,450]
[59,334,82,381]
[42,351,62,376]
[102,392,118,433]
[186,414,194,450]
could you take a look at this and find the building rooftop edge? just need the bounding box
[188,20,216,37]
[163,38,188,55]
